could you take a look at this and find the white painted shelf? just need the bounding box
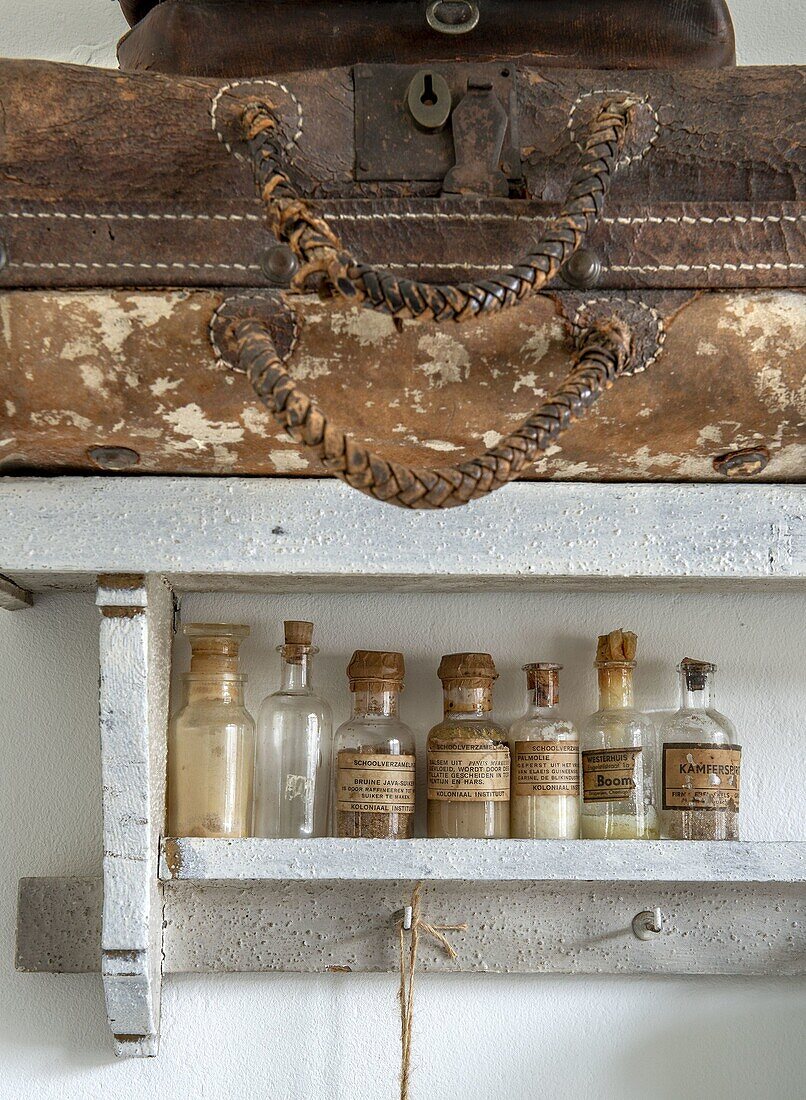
[3,476,805,1057]
[160,837,806,884]
[1,477,803,593]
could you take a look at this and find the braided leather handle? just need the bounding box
[242,96,635,320]
[229,92,640,507]
[234,315,633,508]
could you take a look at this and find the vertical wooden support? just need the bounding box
[97,574,173,1058]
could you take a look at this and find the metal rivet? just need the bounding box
[0,240,8,272]
[261,244,298,285]
[713,446,770,478]
[87,445,141,471]
[562,249,602,289]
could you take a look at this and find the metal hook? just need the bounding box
[393,905,414,931]
[632,907,663,940]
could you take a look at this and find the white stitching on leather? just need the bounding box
[570,297,665,371]
[0,210,801,227]
[609,262,805,273]
[8,260,262,271]
[568,89,660,168]
[209,292,300,373]
[382,261,805,273]
[211,78,303,162]
[0,210,263,222]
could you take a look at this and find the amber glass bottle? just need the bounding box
[427,653,510,839]
[167,623,255,837]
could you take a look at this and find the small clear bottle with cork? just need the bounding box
[580,629,659,840]
[167,623,255,838]
[253,621,332,839]
[427,653,510,839]
[659,658,741,840]
[510,663,580,839]
[332,650,416,839]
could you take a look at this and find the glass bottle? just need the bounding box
[167,623,255,837]
[580,629,659,839]
[332,650,416,839]
[254,621,332,839]
[510,663,580,839]
[427,653,510,839]
[659,658,741,840]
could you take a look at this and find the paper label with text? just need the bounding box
[427,743,510,802]
[513,740,579,797]
[662,743,741,811]
[337,751,416,814]
[582,747,641,803]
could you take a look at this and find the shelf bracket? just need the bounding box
[97,574,173,1058]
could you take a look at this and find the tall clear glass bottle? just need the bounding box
[427,653,510,839]
[580,629,659,839]
[659,658,741,840]
[253,621,332,839]
[167,623,255,837]
[510,663,580,839]
[332,650,416,839]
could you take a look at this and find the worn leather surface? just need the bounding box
[117,0,736,73]
[1,289,803,481]
[0,60,801,291]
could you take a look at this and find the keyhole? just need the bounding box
[405,69,452,131]
[421,73,437,107]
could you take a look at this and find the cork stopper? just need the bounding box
[595,629,637,666]
[284,620,313,646]
[438,652,497,687]
[523,662,561,707]
[183,623,249,677]
[348,650,405,691]
[679,657,716,691]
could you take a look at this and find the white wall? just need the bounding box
[1,4,805,1100]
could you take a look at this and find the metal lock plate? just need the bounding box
[354,62,521,183]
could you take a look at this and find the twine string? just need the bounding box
[398,883,467,1100]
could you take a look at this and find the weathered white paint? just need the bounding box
[159,838,806,884]
[1,478,803,589]
[97,576,173,1057]
[0,572,32,610]
[17,876,806,977]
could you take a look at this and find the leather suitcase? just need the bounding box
[0,2,803,506]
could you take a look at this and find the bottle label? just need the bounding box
[582,748,641,803]
[513,740,579,797]
[336,751,416,814]
[427,743,510,802]
[662,743,742,811]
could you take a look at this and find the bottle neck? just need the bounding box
[184,676,245,705]
[278,646,312,692]
[351,685,400,718]
[525,689,560,717]
[597,664,634,709]
[442,683,492,717]
[679,670,714,710]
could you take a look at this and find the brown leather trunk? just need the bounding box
[0,56,802,489]
[117,0,736,76]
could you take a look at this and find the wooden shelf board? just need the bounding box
[159,837,806,884]
[1,477,803,591]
